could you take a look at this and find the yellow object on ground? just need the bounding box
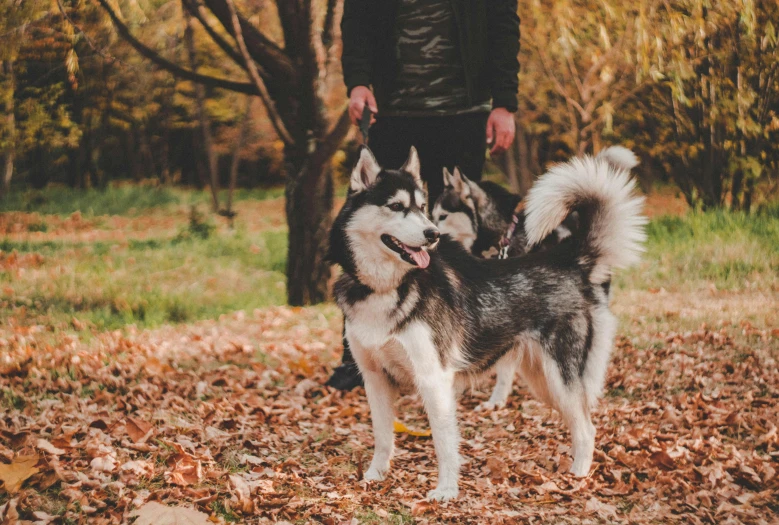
[393,420,432,437]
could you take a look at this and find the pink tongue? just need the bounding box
[409,248,430,269]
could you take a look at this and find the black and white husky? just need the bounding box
[329,146,646,501]
[431,146,640,411]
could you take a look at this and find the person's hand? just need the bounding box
[486,107,516,155]
[349,86,378,126]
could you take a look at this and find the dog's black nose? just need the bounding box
[424,229,440,243]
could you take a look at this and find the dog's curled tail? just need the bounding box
[524,153,647,284]
[596,145,639,171]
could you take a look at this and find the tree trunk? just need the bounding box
[184,9,220,211]
[515,122,534,197]
[224,96,252,227]
[1,60,14,197]
[742,176,755,213]
[285,152,334,306]
[730,168,744,211]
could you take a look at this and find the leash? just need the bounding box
[359,105,372,145]
[498,200,525,260]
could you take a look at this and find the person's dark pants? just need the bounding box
[370,112,489,204]
[326,112,489,391]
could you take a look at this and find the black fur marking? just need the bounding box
[334,274,373,309]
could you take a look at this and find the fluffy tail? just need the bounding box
[524,153,647,284]
[596,145,639,171]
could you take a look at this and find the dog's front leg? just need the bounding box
[361,368,397,481]
[397,325,460,501]
[346,335,397,482]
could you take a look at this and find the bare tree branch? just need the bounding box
[181,0,245,70]
[95,0,257,95]
[201,0,296,84]
[224,0,294,145]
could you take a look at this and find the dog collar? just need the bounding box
[498,200,525,260]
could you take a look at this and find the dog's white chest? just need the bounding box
[346,292,398,349]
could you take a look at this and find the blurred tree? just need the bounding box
[97,0,350,305]
[655,0,779,210]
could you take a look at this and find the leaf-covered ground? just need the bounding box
[1,288,777,524]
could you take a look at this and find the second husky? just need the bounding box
[431,146,640,410]
[330,146,646,501]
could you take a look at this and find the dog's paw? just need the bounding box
[475,400,502,412]
[568,459,592,478]
[427,485,459,502]
[364,466,388,482]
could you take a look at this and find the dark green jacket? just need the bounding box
[341,0,520,112]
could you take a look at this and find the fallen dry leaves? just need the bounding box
[0,301,777,523]
[0,455,40,495]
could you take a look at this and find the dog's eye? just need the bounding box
[388,202,404,212]
[439,214,448,221]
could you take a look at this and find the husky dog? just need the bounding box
[432,146,640,259]
[329,146,646,501]
[432,146,640,411]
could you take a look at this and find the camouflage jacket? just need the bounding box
[341,0,520,113]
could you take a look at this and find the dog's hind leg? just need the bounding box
[395,323,460,502]
[545,367,596,477]
[476,350,518,411]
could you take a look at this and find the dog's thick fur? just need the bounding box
[329,146,646,501]
[431,146,640,410]
[432,145,640,259]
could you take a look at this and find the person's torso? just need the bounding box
[380,0,490,116]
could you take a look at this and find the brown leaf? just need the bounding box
[584,497,617,519]
[130,502,211,525]
[36,439,66,456]
[650,450,676,471]
[486,457,508,483]
[229,474,254,514]
[0,455,40,494]
[144,357,173,376]
[126,417,154,443]
[411,500,433,516]
[165,445,203,487]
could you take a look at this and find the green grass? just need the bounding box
[0,228,288,330]
[2,183,776,331]
[617,206,779,292]
[355,508,414,524]
[0,184,285,216]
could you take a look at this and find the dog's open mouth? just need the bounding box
[381,234,431,268]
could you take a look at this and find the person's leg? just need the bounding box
[369,116,418,170]
[416,119,449,205]
[417,113,489,206]
[452,112,489,183]
[325,326,363,390]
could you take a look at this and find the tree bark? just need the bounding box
[285,109,350,306]
[224,96,252,227]
[184,9,220,211]
[1,60,15,197]
[285,156,334,306]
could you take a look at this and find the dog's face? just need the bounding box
[334,147,439,286]
[432,168,478,250]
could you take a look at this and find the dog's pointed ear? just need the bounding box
[350,146,381,193]
[451,167,471,199]
[401,146,423,189]
[442,167,453,188]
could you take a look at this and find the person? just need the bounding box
[326,0,520,391]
